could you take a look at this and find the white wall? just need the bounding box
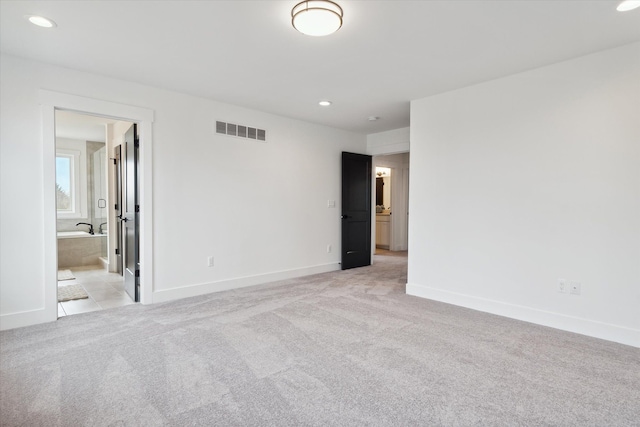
[367,127,409,156]
[0,54,366,329]
[408,43,640,347]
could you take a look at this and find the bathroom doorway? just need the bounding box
[54,111,135,316]
[373,153,409,257]
[41,90,154,324]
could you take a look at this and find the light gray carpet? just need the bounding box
[1,254,639,426]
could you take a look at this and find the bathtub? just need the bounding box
[57,231,108,268]
[57,231,108,238]
[57,231,92,239]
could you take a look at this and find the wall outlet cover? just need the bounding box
[570,282,581,295]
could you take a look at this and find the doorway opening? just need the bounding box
[373,153,409,257]
[54,111,136,316]
[41,89,154,323]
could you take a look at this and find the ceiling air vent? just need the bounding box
[216,121,266,142]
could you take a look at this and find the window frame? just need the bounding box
[56,139,87,219]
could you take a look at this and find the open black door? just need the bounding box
[113,145,123,275]
[122,124,139,301]
[341,152,372,270]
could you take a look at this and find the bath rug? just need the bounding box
[58,284,88,302]
[58,269,75,281]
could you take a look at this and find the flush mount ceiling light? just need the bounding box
[319,100,332,106]
[25,15,57,28]
[617,0,640,11]
[292,0,343,36]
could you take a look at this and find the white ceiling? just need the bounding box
[2,1,639,134]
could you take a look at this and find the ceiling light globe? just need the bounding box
[292,1,343,37]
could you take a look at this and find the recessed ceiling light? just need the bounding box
[368,116,379,122]
[617,0,640,11]
[25,15,57,28]
[319,100,332,106]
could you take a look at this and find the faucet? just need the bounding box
[99,222,107,234]
[76,222,94,235]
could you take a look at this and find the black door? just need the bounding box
[122,124,139,301]
[114,145,123,275]
[341,152,372,270]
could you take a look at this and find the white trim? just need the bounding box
[0,307,54,331]
[42,104,58,325]
[406,282,640,348]
[137,119,154,304]
[38,90,154,328]
[39,90,154,123]
[153,263,341,303]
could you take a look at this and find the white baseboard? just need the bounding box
[0,306,57,331]
[406,282,640,348]
[153,263,341,303]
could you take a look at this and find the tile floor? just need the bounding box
[58,266,135,317]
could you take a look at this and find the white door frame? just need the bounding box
[40,90,154,321]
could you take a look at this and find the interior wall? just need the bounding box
[367,127,409,156]
[0,54,366,328]
[408,42,640,347]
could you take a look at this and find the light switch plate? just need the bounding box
[558,279,566,293]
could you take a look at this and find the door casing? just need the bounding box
[122,124,139,302]
[40,90,154,325]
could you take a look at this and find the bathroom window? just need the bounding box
[56,141,87,218]
[56,154,74,211]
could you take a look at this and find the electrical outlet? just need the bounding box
[327,200,336,208]
[207,256,214,267]
[569,281,581,295]
[327,244,332,253]
[558,279,567,293]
